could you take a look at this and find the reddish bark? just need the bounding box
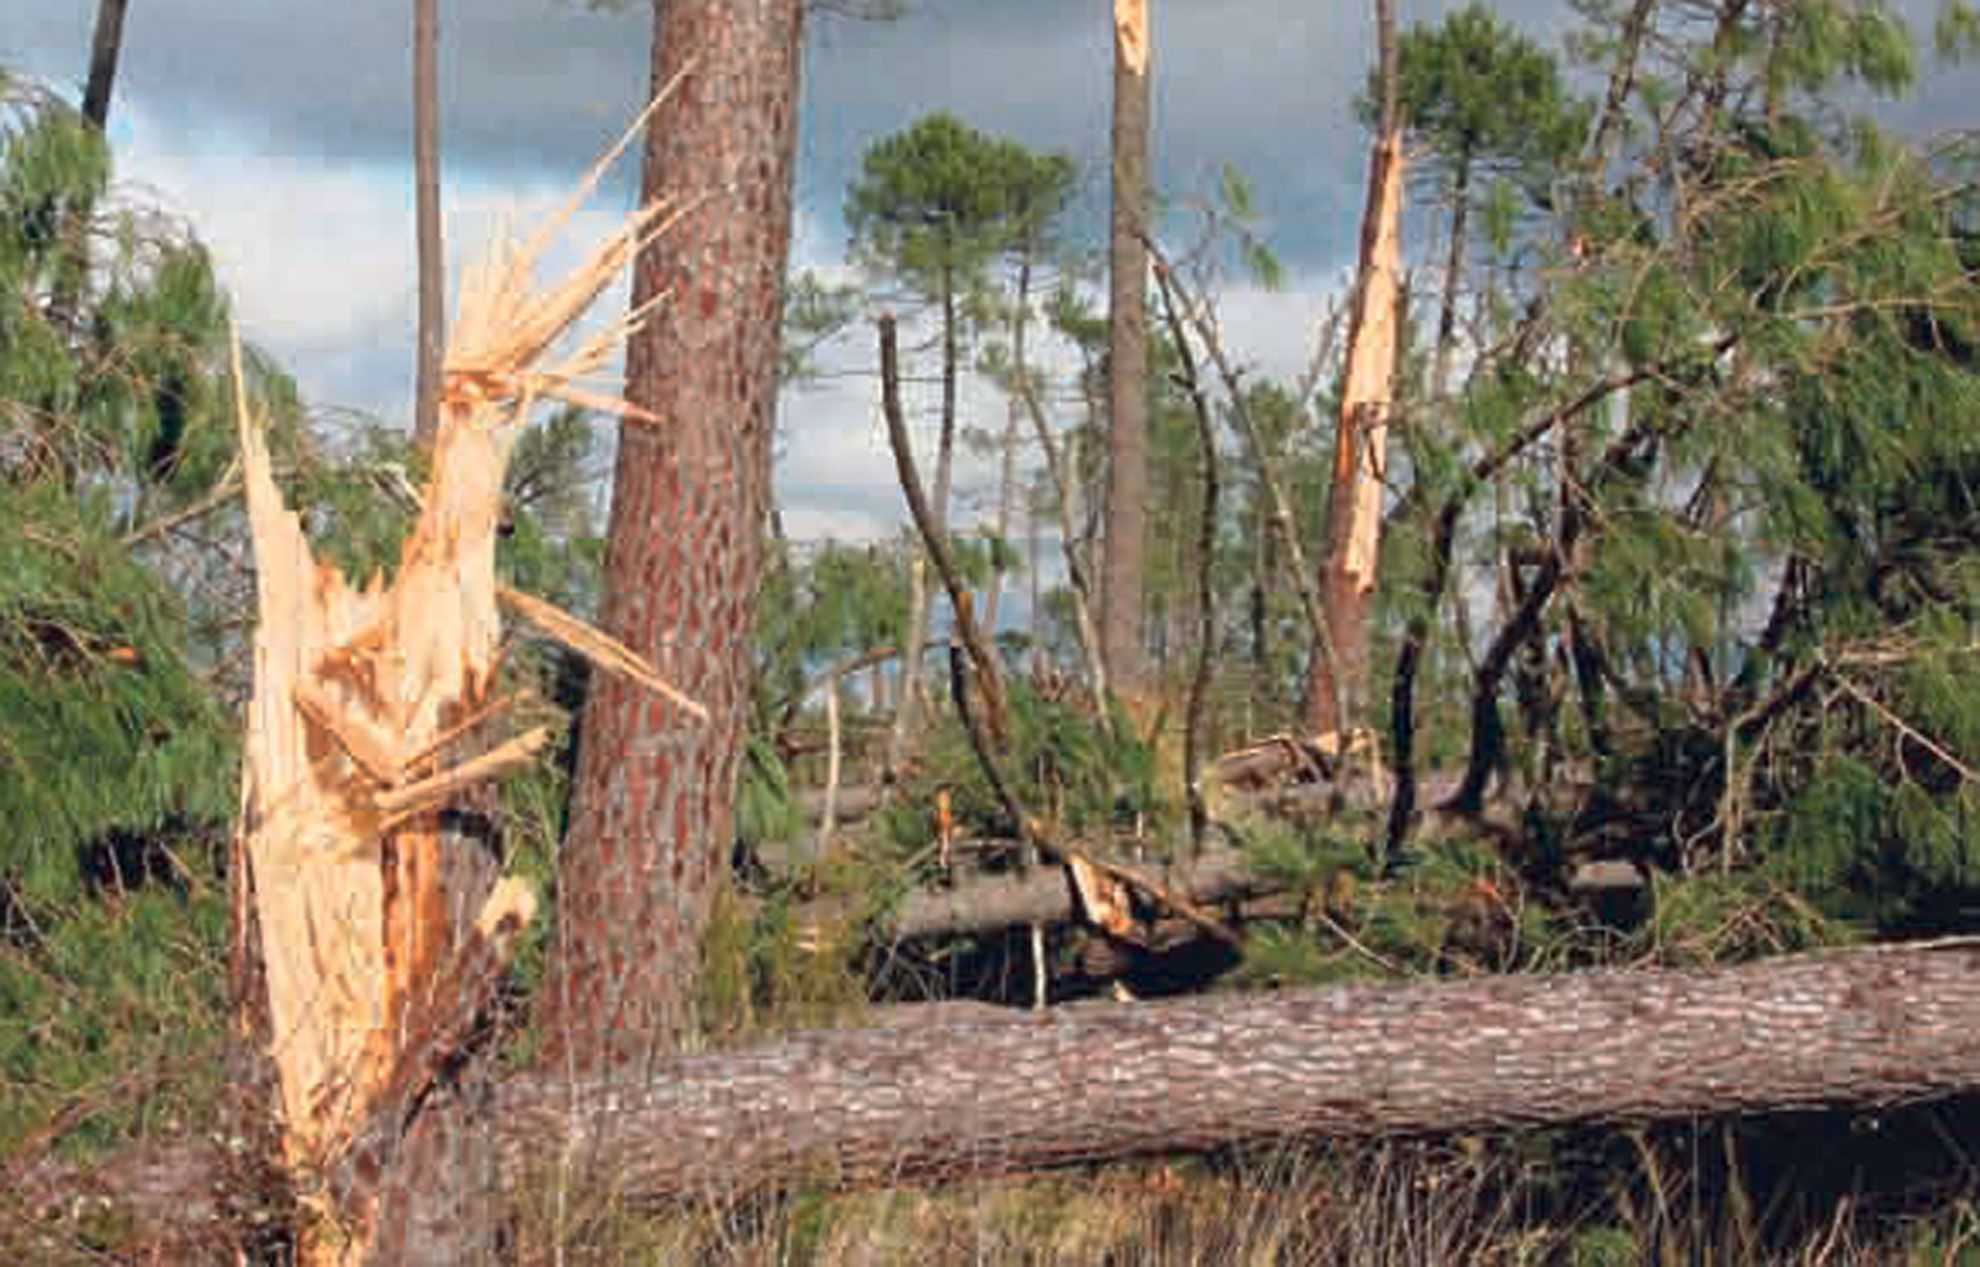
[539,0,806,1075]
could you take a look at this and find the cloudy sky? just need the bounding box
[6,0,1972,541]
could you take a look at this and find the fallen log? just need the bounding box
[27,940,1980,1249]
[775,824,1637,946]
[495,939,1980,1198]
[882,847,1268,942]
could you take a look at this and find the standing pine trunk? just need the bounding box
[1102,0,1151,697]
[541,0,805,1075]
[81,0,131,129]
[412,0,444,450]
[1304,0,1401,739]
[1428,151,1472,407]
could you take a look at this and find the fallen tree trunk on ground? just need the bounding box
[503,939,1980,1198]
[24,940,1980,1250]
[881,847,1268,941]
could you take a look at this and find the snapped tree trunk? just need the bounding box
[227,137,688,1261]
[1305,119,1403,738]
[1102,0,1151,696]
[539,0,806,1075]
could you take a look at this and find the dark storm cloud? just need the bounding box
[9,0,1392,270]
[8,0,1971,292]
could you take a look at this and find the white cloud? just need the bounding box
[102,95,1351,551]
[114,101,642,422]
[1213,272,1352,393]
[116,107,415,368]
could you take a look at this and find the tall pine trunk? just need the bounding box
[1429,153,1472,406]
[1304,0,1401,739]
[1102,0,1151,697]
[412,0,444,450]
[541,0,805,1076]
[81,0,130,129]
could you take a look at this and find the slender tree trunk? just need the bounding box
[81,0,131,130]
[884,536,928,789]
[887,267,961,780]
[540,0,806,1076]
[1305,0,1402,739]
[1103,0,1151,696]
[1016,368,1110,712]
[933,265,960,536]
[984,250,1035,637]
[1429,153,1473,407]
[412,0,445,451]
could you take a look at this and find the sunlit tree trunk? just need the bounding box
[540,0,806,1075]
[1305,0,1401,739]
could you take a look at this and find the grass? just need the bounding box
[504,1127,1980,1265]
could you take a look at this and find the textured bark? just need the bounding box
[412,0,445,449]
[495,942,1980,1201]
[1102,0,1151,694]
[43,942,1980,1248]
[540,0,805,1074]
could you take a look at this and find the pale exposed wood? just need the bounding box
[498,584,706,721]
[1068,854,1137,939]
[1308,123,1405,737]
[1335,132,1403,594]
[815,677,843,859]
[1114,0,1149,74]
[232,99,695,1260]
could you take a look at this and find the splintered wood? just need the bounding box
[232,95,695,1260]
[1335,127,1403,594]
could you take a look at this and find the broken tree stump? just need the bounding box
[230,99,695,1264]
